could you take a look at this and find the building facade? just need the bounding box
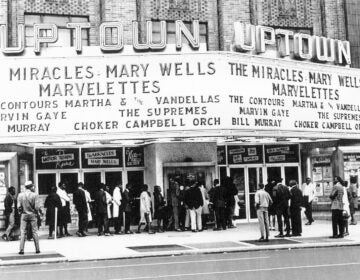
[1,0,360,228]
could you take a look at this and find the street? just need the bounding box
[1,246,360,280]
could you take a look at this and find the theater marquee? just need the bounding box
[1,50,360,143]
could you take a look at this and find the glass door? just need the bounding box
[60,172,79,194]
[105,171,122,192]
[284,166,299,186]
[127,170,144,224]
[84,172,101,198]
[266,165,300,186]
[38,173,56,195]
[230,168,246,220]
[248,167,263,220]
[266,166,282,184]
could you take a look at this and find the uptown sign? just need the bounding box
[0,20,351,65]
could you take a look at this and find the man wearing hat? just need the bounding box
[17,181,40,254]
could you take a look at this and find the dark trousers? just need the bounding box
[215,207,226,229]
[124,211,131,232]
[290,207,302,235]
[97,212,109,234]
[114,211,123,233]
[304,197,314,223]
[179,206,186,229]
[276,207,290,235]
[226,205,235,227]
[78,210,88,234]
[332,209,344,237]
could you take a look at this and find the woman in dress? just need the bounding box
[137,184,154,234]
[153,185,165,232]
[44,186,62,239]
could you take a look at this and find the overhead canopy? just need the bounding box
[0,152,16,162]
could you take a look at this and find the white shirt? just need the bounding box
[302,182,316,202]
[57,187,70,207]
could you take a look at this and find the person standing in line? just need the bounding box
[224,177,238,229]
[56,182,71,237]
[104,186,113,230]
[289,180,303,237]
[83,185,93,231]
[18,181,40,255]
[186,182,204,233]
[94,183,110,236]
[137,184,154,234]
[169,178,181,231]
[44,186,62,239]
[301,177,316,225]
[178,184,186,231]
[329,176,345,238]
[183,180,192,230]
[2,186,17,241]
[265,178,277,231]
[73,182,88,237]
[273,179,291,238]
[211,179,227,231]
[348,177,358,225]
[153,185,166,232]
[254,183,272,242]
[122,184,133,234]
[343,181,350,236]
[199,182,210,230]
[112,182,123,234]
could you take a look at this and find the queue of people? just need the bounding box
[255,176,358,242]
[1,176,359,255]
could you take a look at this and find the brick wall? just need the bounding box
[140,0,219,51]
[218,0,251,51]
[257,0,313,28]
[102,0,137,45]
[0,0,7,24]
[25,0,89,15]
[345,0,360,68]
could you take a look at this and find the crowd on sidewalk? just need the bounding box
[0,175,358,255]
[254,176,358,242]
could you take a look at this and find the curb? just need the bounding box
[1,240,360,267]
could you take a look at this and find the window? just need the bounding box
[25,14,89,48]
[152,21,208,47]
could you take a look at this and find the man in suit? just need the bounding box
[2,186,17,241]
[273,179,291,237]
[289,180,303,236]
[224,176,238,229]
[122,184,133,234]
[73,182,88,237]
[94,183,110,236]
[211,179,227,230]
[169,178,181,231]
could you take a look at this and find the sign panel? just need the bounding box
[265,144,299,163]
[81,147,123,168]
[36,148,80,169]
[125,147,144,167]
[2,50,360,143]
[227,145,263,165]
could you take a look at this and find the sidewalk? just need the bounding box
[1,220,360,266]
